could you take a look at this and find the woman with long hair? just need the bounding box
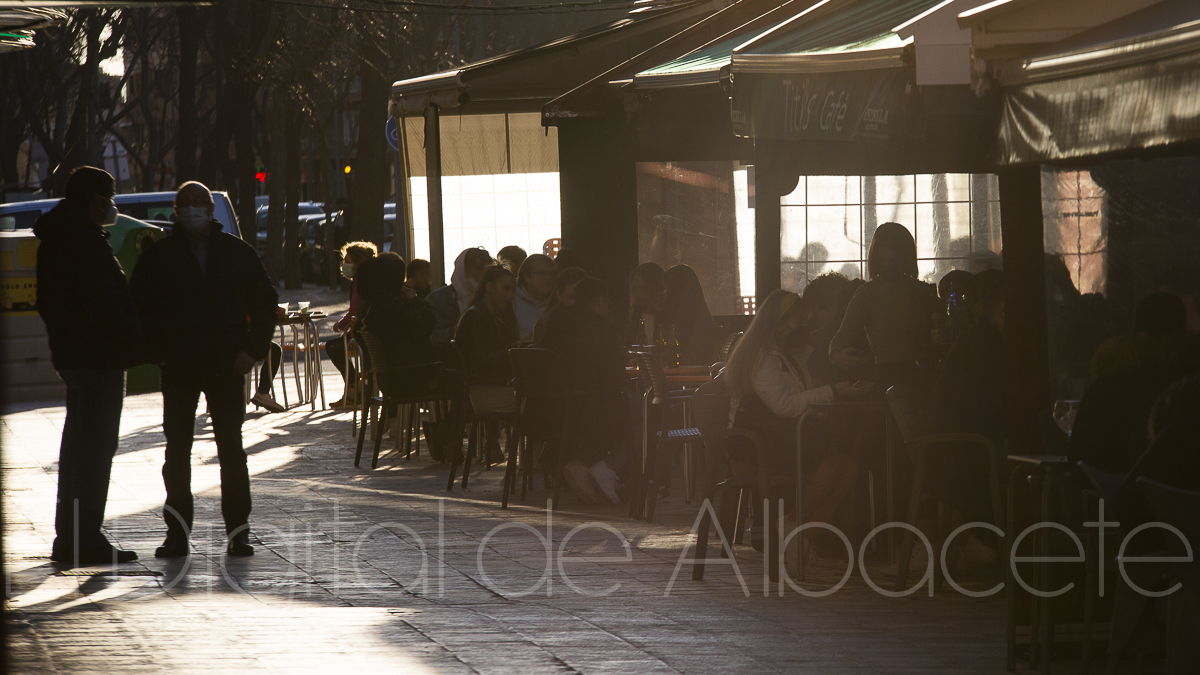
[627,262,665,346]
[660,264,721,366]
[531,266,589,346]
[455,265,520,413]
[830,222,937,390]
[725,289,869,549]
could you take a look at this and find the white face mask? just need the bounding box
[177,206,210,235]
[342,262,355,279]
[101,199,118,226]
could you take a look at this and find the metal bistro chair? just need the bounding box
[445,340,515,493]
[630,350,703,522]
[885,383,1007,593]
[1136,477,1200,675]
[507,348,604,510]
[686,378,794,583]
[354,330,456,469]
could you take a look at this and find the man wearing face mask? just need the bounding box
[131,181,278,558]
[35,166,144,566]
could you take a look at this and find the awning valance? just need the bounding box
[995,1,1200,165]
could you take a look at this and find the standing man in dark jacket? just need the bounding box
[131,182,277,558]
[35,166,143,566]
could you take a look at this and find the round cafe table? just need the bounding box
[270,311,327,411]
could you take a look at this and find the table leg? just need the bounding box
[885,410,895,561]
[1040,469,1054,675]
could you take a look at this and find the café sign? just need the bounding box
[732,68,905,142]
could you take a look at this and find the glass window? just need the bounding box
[779,173,1003,294]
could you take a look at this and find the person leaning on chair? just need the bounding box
[35,166,144,566]
[131,181,278,558]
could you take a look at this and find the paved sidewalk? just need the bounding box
[4,375,1015,674]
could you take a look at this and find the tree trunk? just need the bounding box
[265,96,286,284]
[284,104,303,289]
[353,29,389,247]
[175,6,199,183]
[233,81,258,239]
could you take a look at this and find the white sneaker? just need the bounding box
[589,461,620,506]
[562,460,599,504]
[956,535,997,573]
[879,541,929,577]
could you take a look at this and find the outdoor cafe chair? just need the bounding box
[1136,477,1200,674]
[507,348,608,510]
[885,383,1007,593]
[354,330,457,470]
[630,350,704,522]
[686,378,794,583]
[444,340,515,493]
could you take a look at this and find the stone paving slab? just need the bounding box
[2,375,1047,674]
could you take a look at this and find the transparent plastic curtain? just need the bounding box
[778,173,1002,294]
[636,161,748,316]
[1043,157,1200,398]
[402,112,560,280]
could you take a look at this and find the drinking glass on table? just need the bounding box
[298,301,311,314]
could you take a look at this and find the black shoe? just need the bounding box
[227,532,254,556]
[155,536,189,559]
[57,547,138,566]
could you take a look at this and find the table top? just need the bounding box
[278,311,328,324]
[1007,454,1070,466]
[666,375,712,384]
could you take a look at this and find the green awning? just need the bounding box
[633,13,799,89]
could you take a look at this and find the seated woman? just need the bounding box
[454,265,520,415]
[357,255,436,368]
[326,241,377,409]
[660,264,721,366]
[531,266,588,346]
[725,289,870,550]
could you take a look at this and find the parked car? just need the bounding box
[114,191,242,239]
[3,191,244,239]
[256,213,335,281]
[254,202,325,236]
[0,198,58,232]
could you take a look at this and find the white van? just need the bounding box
[0,191,244,239]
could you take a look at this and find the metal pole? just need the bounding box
[425,104,445,288]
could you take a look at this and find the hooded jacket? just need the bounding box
[426,249,478,345]
[34,200,145,370]
[513,285,549,340]
[130,221,278,376]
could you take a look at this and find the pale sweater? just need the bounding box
[728,345,834,427]
[514,285,549,341]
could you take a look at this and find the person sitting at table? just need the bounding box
[358,255,435,367]
[454,265,520,462]
[1070,291,1194,474]
[531,266,588,346]
[928,269,1006,572]
[326,241,376,409]
[660,264,721,367]
[496,245,527,274]
[427,247,492,349]
[830,222,938,392]
[405,258,432,300]
[626,262,665,347]
[249,341,285,413]
[725,289,871,551]
[539,277,630,506]
[514,253,557,342]
[803,273,869,387]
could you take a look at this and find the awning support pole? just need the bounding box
[755,164,782,305]
[999,165,1051,454]
[425,104,445,288]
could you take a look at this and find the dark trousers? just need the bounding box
[161,368,251,537]
[325,335,356,394]
[53,369,125,557]
[257,342,282,393]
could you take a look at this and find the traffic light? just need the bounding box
[343,164,352,175]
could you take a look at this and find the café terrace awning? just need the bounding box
[390,0,714,116]
[987,0,1200,165]
[728,0,995,176]
[542,0,807,119]
[629,0,821,91]
[0,6,63,52]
